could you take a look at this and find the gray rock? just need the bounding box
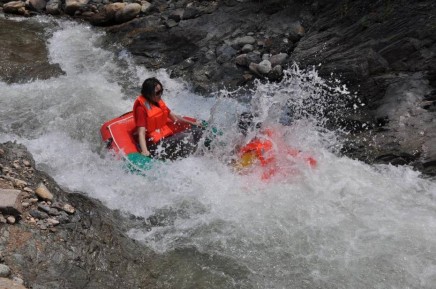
[241,44,254,53]
[249,62,260,76]
[6,215,16,224]
[57,211,70,224]
[29,209,49,220]
[0,189,23,217]
[169,8,184,22]
[268,65,283,81]
[165,19,178,28]
[257,60,272,75]
[48,208,61,216]
[235,54,248,67]
[11,254,25,267]
[269,53,288,67]
[26,0,46,11]
[3,1,27,15]
[45,0,61,15]
[182,7,200,20]
[232,36,256,48]
[246,52,261,64]
[64,0,89,15]
[0,264,11,277]
[47,218,60,226]
[38,203,51,213]
[62,204,76,214]
[115,3,141,24]
[140,1,151,13]
[216,44,237,64]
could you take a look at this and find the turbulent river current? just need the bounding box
[1,17,436,289]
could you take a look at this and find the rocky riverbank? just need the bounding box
[0,142,153,288]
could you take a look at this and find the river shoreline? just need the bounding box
[1,0,435,176]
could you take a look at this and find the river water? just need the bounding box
[1,16,436,289]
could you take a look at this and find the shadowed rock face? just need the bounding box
[0,18,64,83]
[290,0,436,174]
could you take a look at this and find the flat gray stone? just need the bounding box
[0,189,22,216]
[0,264,11,277]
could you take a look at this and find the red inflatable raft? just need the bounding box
[100,111,196,171]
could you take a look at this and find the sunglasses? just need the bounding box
[155,88,163,96]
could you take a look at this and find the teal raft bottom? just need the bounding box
[125,152,154,173]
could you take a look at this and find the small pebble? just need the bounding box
[63,204,76,214]
[22,160,31,167]
[35,183,53,201]
[38,203,51,213]
[47,218,60,226]
[48,208,60,216]
[14,179,27,188]
[7,216,16,224]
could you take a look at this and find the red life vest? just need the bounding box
[133,96,173,143]
[238,128,317,180]
[240,138,275,166]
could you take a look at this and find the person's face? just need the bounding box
[154,84,163,101]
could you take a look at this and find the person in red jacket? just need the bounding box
[133,77,202,160]
[235,112,317,180]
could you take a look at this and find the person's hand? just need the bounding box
[192,120,203,127]
[141,150,151,157]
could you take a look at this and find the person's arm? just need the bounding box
[169,112,201,126]
[137,126,150,156]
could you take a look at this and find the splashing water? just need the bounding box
[1,18,435,289]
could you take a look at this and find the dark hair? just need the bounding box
[141,77,163,106]
[238,112,263,135]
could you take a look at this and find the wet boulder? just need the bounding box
[89,3,141,26]
[269,53,288,67]
[257,60,272,74]
[115,3,141,24]
[89,2,125,26]
[232,35,256,49]
[64,0,89,16]
[46,0,61,15]
[26,0,47,12]
[3,1,27,15]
